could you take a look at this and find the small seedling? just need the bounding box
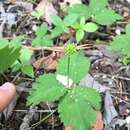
[51,14,78,38]
[72,17,98,42]
[32,23,53,46]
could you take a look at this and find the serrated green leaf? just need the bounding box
[21,65,34,77]
[58,87,100,130]
[0,46,20,72]
[84,22,98,32]
[64,14,78,26]
[32,35,53,46]
[42,35,53,46]
[32,37,42,46]
[51,15,63,26]
[93,9,123,25]
[36,23,48,37]
[76,29,84,42]
[67,4,91,19]
[57,51,90,83]
[89,0,108,14]
[27,74,67,105]
[71,87,101,110]
[51,26,63,38]
[0,38,9,49]
[10,36,24,49]
[109,35,130,56]
[20,48,32,65]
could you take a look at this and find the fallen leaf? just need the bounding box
[36,0,57,24]
[33,52,60,70]
[92,112,103,130]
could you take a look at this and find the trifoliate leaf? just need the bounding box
[89,0,108,14]
[21,65,34,78]
[20,48,32,65]
[57,51,90,83]
[35,23,48,37]
[93,9,123,25]
[64,14,78,26]
[58,87,100,130]
[0,46,20,72]
[51,15,63,26]
[84,22,98,32]
[67,4,91,19]
[76,29,84,42]
[27,74,67,105]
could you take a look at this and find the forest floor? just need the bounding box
[0,0,130,130]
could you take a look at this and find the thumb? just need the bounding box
[0,82,16,112]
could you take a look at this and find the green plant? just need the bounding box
[0,45,20,72]
[109,23,130,65]
[0,37,34,77]
[31,10,44,20]
[27,43,101,130]
[51,14,78,38]
[66,0,123,25]
[72,17,98,42]
[32,23,53,46]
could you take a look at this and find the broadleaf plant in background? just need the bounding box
[72,17,98,42]
[51,14,78,38]
[109,23,130,65]
[0,37,34,77]
[66,0,123,25]
[27,43,101,130]
[32,23,53,46]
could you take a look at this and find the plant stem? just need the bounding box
[65,55,73,130]
[67,55,70,89]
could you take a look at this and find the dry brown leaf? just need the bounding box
[92,112,103,130]
[33,53,60,70]
[36,0,57,24]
